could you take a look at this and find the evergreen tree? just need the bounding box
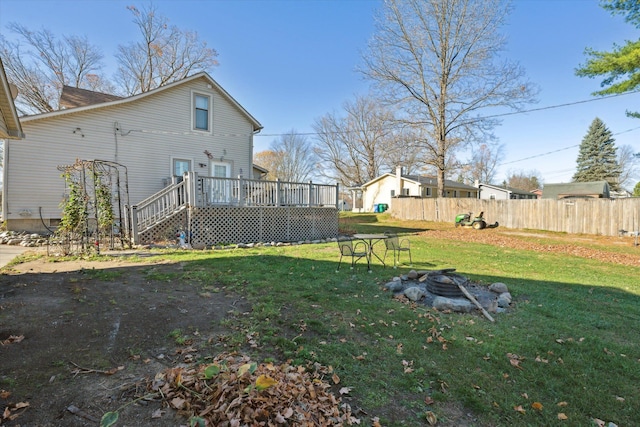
[633,181,640,197]
[573,117,621,190]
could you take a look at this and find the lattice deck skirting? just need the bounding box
[138,206,338,246]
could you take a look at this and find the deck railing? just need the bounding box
[130,172,339,243]
[196,175,339,207]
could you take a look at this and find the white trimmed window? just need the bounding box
[193,93,211,131]
[173,158,191,177]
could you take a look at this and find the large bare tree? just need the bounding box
[362,0,536,196]
[1,3,219,113]
[0,24,110,114]
[115,4,219,95]
[312,94,421,187]
[255,130,316,183]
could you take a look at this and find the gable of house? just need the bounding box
[2,72,262,232]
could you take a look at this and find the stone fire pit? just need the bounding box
[383,269,512,317]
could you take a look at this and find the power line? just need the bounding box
[499,125,640,166]
[255,90,640,138]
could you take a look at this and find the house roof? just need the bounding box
[361,173,477,190]
[252,164,269,174]
[542,181,610,199]
[406,175,477,190]
[478,182,532,196]
[20,72,263,132]
[59,85,123,109]
[0,57,24,139]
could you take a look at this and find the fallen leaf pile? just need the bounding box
[148,352,360,426]
[423,229,640,267]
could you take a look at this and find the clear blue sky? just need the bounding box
[1,0,638,186]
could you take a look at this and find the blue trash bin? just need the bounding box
[373,204,379,213]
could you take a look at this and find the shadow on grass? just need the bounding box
[4,248,640,427]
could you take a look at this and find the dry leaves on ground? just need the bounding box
[424,229,640,267]
[148,352,360,426]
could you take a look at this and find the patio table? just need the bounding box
[353,233,388,268]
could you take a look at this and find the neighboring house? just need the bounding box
[531,189,543,199]
[610,188,632,198]
[542,181,611,199]
[357,166,478,212]
[476,182,537,200]
[2,72,262,232]
[252,163,268,180]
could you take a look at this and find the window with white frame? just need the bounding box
[402,188,410,196]
[173,158,191,177]
[193,93,211,131]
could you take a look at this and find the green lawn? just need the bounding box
[26,213,640,426]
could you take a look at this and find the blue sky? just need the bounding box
[1,0,638,186]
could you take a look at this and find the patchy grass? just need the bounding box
[6,213,640,426]
[107,213,639,426]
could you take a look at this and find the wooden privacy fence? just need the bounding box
[390,197,640,236]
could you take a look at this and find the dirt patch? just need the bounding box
[1,227,636,426]
[1,257,251,426]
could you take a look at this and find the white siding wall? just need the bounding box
[362,176,420,212]
[4,76,256,226]
[479,186,509,200]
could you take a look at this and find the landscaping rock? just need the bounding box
[384,280,404,292]
[407,270,418,279]
[404,287,425,302]
[497,292,512,308]
[433,296,473,313]
[489,282,509,294]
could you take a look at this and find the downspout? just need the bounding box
[113,122,120,163]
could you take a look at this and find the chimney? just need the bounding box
[396,166,403,196]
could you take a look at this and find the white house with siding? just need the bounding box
[476,182,537,200]
[355,166,479,212]
[1,72,262,232]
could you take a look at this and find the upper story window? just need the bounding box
[193,93,211,131]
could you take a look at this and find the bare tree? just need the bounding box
[506,170,542,192]
[617,144,640,190]
[312,94,420,186]
[463,142,505,184]
[0,25,109,114]
[115,4,219,95]
[258,130,315,183]
[362,0,536,197]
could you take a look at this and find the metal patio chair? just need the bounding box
[337,239,370,271]
[383,232,412,268]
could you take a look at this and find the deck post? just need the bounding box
[335,183,340,209]
[276,179,281,207]
[131,205,139,245]
[238,175,244,206]
[308,181,313,207]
